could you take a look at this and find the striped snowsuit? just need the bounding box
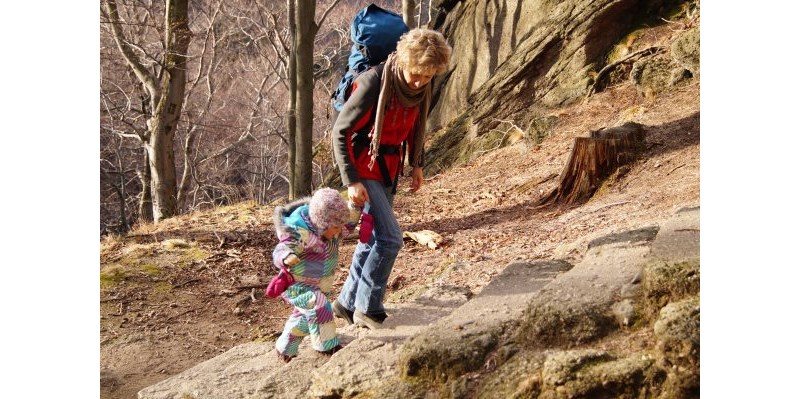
[272,199,341,356]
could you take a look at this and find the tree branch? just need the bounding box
[102,0,161,102]
[317,0,345,33]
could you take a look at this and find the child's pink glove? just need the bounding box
[359,203,374,244]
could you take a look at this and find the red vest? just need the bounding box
[346,81,420,184]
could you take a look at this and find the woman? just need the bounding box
[331,28,452,329]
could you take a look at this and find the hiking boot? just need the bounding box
[353,311,387,330]
[318,344,343,356]
[331,300,354,325]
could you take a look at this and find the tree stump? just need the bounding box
[537,122,645,206]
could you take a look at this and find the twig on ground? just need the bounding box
[213,231,226,248]
[589,201,630,213]
[666,164,686,175]
[173,278,201,289]
[235,282,269,290]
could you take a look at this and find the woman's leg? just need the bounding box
[352,179,402,316]
[337,239,370,312]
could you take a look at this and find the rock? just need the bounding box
[670,67,693,86]
[642,259,700,319]
[631,56,676,97]
[542,350,610,386]
[611,299,637,327]
[100,367,122,388]
[539,350,660,399]
[654,297,700,398]
[670,26,700,77]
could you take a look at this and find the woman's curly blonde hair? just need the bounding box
[395,28,452,76]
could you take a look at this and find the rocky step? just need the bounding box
[138,259,573,398]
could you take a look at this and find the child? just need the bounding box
[271,187,352,362]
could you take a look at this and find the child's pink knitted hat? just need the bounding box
[308,187,350,232]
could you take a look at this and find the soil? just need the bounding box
[99,79,699,398]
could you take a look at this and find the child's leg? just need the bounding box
[275,307,309,357]
[302,291,340,352]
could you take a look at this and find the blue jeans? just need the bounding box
[337,179,403,316]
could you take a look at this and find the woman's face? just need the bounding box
[402,69,434,90]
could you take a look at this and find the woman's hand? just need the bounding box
[348,182,369,206]
[410,167,424,192]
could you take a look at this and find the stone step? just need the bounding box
[139,207,700,399]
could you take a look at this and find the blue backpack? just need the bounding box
[331,4,409,112]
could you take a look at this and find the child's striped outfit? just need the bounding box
[272,198,344,357]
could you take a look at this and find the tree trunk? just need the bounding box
[294,0,316,197]
[138,151,154,222]
[403,0,417,28]
[177,128,197,210]
[145,0,191,222]
[537,122,645,206]
[104,0,191,223]
[287,0,298,199]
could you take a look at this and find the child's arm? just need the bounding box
[272,230,305,271]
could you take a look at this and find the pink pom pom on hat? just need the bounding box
[308,187,350,232]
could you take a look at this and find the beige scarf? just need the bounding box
[369,53,431,171]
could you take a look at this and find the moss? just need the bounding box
[141,263,161,276]
[121,243,159,258]
[180,246,210,265]
[527,115,559,145]
[539,352,662,399]
[153,282,173,293]
[147,281,175,302]
[474,350,545,399]
[100,265,127,288]
[162,239,190,250]
[516,298,616,348]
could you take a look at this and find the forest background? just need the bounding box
[0,1,797,398]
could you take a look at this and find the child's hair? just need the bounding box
[308,188,350,231]
[395,28,452,76]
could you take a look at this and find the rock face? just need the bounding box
[428,0,681,131]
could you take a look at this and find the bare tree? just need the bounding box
[102,0,191,222]
[293,0,344,197]
[287,0,299,198]
[99,0,356,232]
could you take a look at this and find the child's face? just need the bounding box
[322,224,343,240]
